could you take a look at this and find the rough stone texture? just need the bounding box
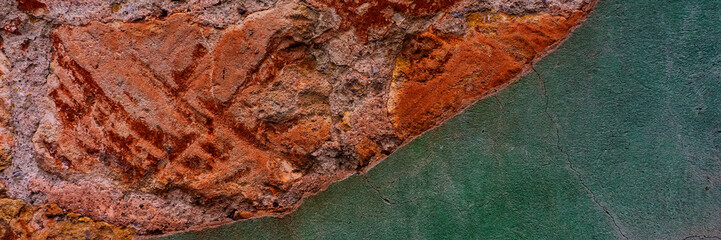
[0,198,136,239]
[159,1,721,239]
[0,50,12,173]
[0,0,596,235]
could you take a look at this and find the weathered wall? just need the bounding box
[159,0,721,239]
[1,0,595,236]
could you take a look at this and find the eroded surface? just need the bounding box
[160,1,721,239]
[0,0,595,235]
[0,197,136,239]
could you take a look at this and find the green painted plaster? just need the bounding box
[159,0,721,239]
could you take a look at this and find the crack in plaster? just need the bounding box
[532,67,629,240]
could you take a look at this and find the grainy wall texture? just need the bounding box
[1,0,595,237]
[156,1,721,239]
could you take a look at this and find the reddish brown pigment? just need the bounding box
[311,0,460,40]
[16,0,46,12]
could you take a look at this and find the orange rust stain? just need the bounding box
[389,11,586,137]
[265,116,332,157]
[311,0,460,40]
[355,137,381,167]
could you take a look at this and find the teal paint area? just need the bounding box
[160,0,721,239]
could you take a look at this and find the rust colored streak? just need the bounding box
[390,12,586,137]
[172,43,208,94]
[49,33,172,182]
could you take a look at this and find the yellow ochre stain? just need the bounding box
[392,56,410,81]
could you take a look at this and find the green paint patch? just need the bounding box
[159,0,721,239]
